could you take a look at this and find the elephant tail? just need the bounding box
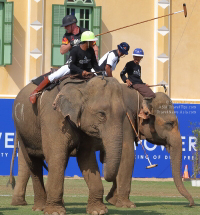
[7,133,18,189]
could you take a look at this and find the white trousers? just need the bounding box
[48,65,70,82]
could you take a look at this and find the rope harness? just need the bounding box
[126,93,158,169]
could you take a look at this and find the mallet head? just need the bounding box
[183,3,187,17]
[146,164,158,169]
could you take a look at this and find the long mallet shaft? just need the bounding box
[96,4,187,37]
[148,84,167,93]
[126,112,158,169]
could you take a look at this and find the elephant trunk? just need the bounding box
[103,124,123,182]
[169,135,195,206]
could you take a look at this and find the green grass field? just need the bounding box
[0,176,200,215]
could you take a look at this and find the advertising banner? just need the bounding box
[0,99,199,178]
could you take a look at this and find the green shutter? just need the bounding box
[92,6,101,58]
[51,5,66,67]
[0,3,3,65]
[3,2,13,65]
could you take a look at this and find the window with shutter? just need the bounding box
[0,1,14,66]
[92,6,101,58]
[51,5,66,67]
[51,1,102,66]
[0,3,3,65]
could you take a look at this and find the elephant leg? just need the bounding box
[11,148,30,206]
[29,156,47,211]
[44,152,67,215]
[77,143,108,215]
[105,179,117,205]
[106,116,136,208]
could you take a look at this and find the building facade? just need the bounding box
[0,0,199,102]
[0,0,200,178]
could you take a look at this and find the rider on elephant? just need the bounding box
[29,31,100,104]
[98,42,130,77]
[60,15,98,60]
[120,48,156,119]
[91,42,130,77]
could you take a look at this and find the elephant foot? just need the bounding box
[105,186,117,206]
[44,205,66,215]
[115,198,136,208]
[32,202,46,211]
[11,196,27,206]
[86,202,108,215]
[106,194,136,208]
[105,194,117,206]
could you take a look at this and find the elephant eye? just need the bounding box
[97,111,107,122]
[165,121,175,129]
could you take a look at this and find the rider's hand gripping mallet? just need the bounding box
[126,112,158,169]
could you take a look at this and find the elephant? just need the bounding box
[10,81,195,214]
[105,84,195,207]
[12,76,127,215]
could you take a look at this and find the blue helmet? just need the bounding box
[117,42,130,55]
[132,48,144,57]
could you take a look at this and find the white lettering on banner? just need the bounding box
[135,155,147,159]
[160,145,165,151]
[165,155,170,159]
[0,153,9,158]
[183,156,194,160]
[134,136,196,153]
[189,136,196,151]
[153,155,161,159]
[181,105,187,109]
[134,143,137,150]
[5,133,15,148]
[144,140,157,151]
[0,133,2,139]
[182,136,186,151]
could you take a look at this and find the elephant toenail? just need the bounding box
[99,210,106,214]
[92,211,98,215]
[52,212,59,215]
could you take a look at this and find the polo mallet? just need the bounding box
[148,84,167,93]
[126,112,158,169]
[95,4,187,37]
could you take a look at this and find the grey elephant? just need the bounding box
[105,84,194,207]
[13,76,126,215]
[11,82,195,213]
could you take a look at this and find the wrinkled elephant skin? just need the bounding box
[13,77,125,215]
[105,85,194,208]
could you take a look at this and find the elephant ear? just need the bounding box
[138,98,154,119]
[53,87,84,127]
